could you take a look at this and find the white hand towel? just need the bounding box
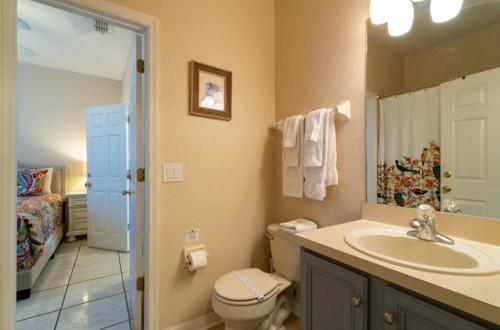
[304,109,330,200]
[283,115,301,148]
[283,115,303,166]
[279,219,318,234]
[303,109,327,167]
[282,115,304,198]
[326,112,339,186]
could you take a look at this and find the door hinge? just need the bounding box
[137,168,145,182]
[136,276,145,292]
[127,169,132,180]
[137,59,145,73]
[127,114,131,123]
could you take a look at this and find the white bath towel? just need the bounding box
[303,109,330,200]
[280,218,318,234]
[303,109,327,167]
[326,112,338,186]
[282,115,304,198]
[283,115,303,166]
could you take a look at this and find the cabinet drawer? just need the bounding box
[72,208,87,220]
[73,219,87,231]
[68,197,87,207]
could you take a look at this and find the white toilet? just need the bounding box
[212,223,302,330]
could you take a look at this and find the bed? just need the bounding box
[16,165,67,300]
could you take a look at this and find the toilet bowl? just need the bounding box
[212,223,305,330]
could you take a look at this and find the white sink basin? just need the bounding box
[344,228,500,275]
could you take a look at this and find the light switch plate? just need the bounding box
[163,163,183,182]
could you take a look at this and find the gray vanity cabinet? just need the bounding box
[301,249,495,330]
[383,287,487,330]
[301,249,368,330]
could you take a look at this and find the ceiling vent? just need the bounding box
[94,19,111,34]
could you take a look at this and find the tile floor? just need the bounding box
[16,239,133,330]
[208,313,300,330]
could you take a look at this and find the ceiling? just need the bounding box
[368,0,500,56]
[17,0,134,80]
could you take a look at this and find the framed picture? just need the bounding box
[189,61,232,121]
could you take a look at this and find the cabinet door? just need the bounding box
[383,287,487,330]
[301,250,367,330]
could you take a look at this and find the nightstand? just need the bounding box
[66,193,87,242]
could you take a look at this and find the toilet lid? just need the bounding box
[214,268,279,303]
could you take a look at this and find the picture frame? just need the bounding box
[189,61,232,121]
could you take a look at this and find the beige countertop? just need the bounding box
[295,219,500,326]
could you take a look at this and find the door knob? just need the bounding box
[383,312,395,324]
[84,182,92,188]
[351,296,362,307]
[444,170,452,178]
[442,185,452,193]
[122,189,132,195]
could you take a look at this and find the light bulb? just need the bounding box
[388,0,414,37]
[370,0,393,25]
[430,0,463,23]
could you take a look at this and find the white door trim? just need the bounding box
[0,1,160,329]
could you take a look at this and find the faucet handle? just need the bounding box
[416,204,435,220]
[409,218,422,229]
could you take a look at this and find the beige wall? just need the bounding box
[16,63,122,193]
[367,38,405,95]
[104,0,368,327]
[369,22,500,95]
[109,0,276,328]
[404,22,500,90]
[275,0,368,228]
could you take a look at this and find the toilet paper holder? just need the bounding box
[183,244,209,268]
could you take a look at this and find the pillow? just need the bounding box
[16,169,48,196]
[37,167,53,193]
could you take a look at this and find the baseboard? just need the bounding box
[166,312,222,330]
[292,301,300,318]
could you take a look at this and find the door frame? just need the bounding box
[0,1,160,329]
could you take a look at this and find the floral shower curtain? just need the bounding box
[377,87,441,210]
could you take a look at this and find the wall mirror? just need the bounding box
[365,0,500,219]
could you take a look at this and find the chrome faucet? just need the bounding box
[407,205,454,245]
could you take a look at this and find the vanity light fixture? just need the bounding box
[388,0,414,36]
[370,0,393,25]
[370,0,463,37]
[430,0,463,23]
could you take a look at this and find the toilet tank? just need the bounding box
[267,223,301,282]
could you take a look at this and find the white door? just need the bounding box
[86,104,129,251]
[441,67,500,218]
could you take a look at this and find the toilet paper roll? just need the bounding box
[187,249,208,271]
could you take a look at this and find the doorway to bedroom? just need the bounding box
[14,1,146,329]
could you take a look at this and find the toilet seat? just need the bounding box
[214,268,280,306]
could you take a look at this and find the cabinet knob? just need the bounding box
[84,182,92,188]
[122,189,132,196]
[442,185,452,193]
[351,296,361,307]
[383,312,395,324]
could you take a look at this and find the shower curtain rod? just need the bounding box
[377,75,467,100]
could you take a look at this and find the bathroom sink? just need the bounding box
[344,228,500,275]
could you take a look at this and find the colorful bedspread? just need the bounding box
[16,193,63,271]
